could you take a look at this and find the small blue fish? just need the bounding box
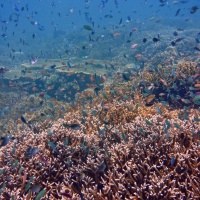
[188,77,194,83]
[99,0,106,9]
[38,24,45,31]
[48,141,56,149]
[13,3,19,11]
[127,16,132,22]
[35,189,46,200]
[24,182,31,193]
[145,119,152,126]
[160,101,167,107]
[98,162,106,173]
[31,185,41,193]
[25,146,39,159]
[114,0,118,7]
[171,156,175,167]
[194,116,199,122]
[63,123,81,130]
[48,141,59,154]
[144,88,152,94]
[122,133,128,142]
[98,128,105,135]
[135,104,139,111]
[0,169,4,175]
[91,110,97,116]
[174,123,181,129]
[164,119,171,132]
[67,61,72,68]
[156,107,162,115]
[1,135,9,147]
[63,138,69,146]
[139,128,144,133]
[171,69,176,77]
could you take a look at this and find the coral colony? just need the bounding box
[0,61,200,199]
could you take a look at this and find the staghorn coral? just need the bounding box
[0,95,199,199]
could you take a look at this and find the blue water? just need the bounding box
[0,0,199,55]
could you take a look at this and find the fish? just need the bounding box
[176,28,184,32]
[21,115,32,129]
[98,162,106,173]
[35,189,46,200]
[173,123,181,129]
[171,156,175,167]
[98,128,105,135]
[175,9,181,16]
[94,86,103,95]
[173,31,178,36]
[119,18,122,25]
[193,95,200,105]
[145,119,152,126]
[25,146,39,159]
[160,78,168,86]
[175,37,184,43]
[0,67,9,75]
[48,141,59,154]
[195,38,200,43]
[38,24,45,31]
[1,135,9,147]
[181,99,191,105]
[1,33,7,38]
[164,119,171,131]
[66,61,72,68]
[126,16,132,22]
[63,123,81,130]
[13,3,20,12]
[172,1,179,5]
[31,185,41,193]
[122,133,128,142]
[145,94,155,105]
[110,64,115,70]
[156,107,162,115]
[194,47,200,51]
[190,6,199,14]
[21,115,28,124]
[143,38,147,43]
[83,25,93,31]
[122,73,130,81]
[153,37,160,42]
[130,44,138,49]
[113,33,120,37]
[114,0,118,7]
[1,20,8,23]
[50,64,56,69]
[171,41,176,46]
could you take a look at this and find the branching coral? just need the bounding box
[0,97,199,199]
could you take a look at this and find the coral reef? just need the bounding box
[137,61,200,107]
[0,57,200,200]
[0,94,199,199]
